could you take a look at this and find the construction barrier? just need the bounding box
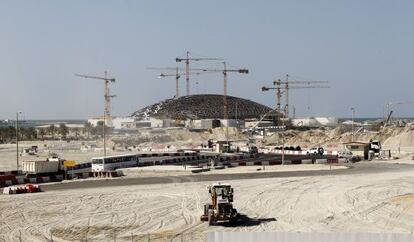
[258,148,339,156]
[0,175,63,188]
[0,170,21,176]
[90,171,123,178]
[327,157,339,163]
[3,184,42,195]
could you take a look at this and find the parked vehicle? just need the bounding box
[306,147,324,156]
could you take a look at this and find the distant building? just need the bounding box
[112,117,135,130]
[245,120,274,129]
[343,141,370,160]
[291,117,338,127]
[136,118,164,128]
[185,119,244,130]
[87,117,105,127]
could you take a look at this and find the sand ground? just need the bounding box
[0,161,413,242]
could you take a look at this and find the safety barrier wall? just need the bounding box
[0,174,64,188]
[0,171,124,188]
[0,170,22,176]
[258,148,338,156]
[198,156,339,167]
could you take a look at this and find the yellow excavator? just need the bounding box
[200,183,240,225]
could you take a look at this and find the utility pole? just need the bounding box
[75,72,116,158]
[16,112,21,170]
[281,113,285,165]
[175,51,222,96]
[351,107,355,142]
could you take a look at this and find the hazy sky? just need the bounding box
[1,1,413,120]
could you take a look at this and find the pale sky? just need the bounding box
[1,1,413,120]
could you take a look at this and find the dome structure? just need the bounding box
[132,94,273,120]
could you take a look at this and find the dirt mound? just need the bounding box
[265,124,414,150]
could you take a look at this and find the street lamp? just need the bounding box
[16,111,22,170]
[351,107,355,142]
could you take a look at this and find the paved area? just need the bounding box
[41,162,414,191]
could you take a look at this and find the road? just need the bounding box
[42,162,414,191]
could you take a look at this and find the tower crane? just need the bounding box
[276,75,329,118]
[262,82,330,124]
[163,62,248,146]
[149,64,249,120]
[75,71,116,157]
[175,51,222,96]
[179,63,249,120]
[147,67,210,98]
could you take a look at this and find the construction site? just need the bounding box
[1,2,414,242]
[0,50,413,242]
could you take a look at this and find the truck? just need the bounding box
[369,139,381,155]
[200,183,240,225]
[22,157,64,175]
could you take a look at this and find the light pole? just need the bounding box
[281,111,285,165]
[16,112,22,170]
[351,107,355,142]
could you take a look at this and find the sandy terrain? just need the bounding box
[0,162,413,242]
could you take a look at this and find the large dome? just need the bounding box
[132,94,273,120]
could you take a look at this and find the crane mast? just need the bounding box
[262,79,329,124]
[75,71,116,158]
[148,67,209,98]
[280,74,328,118]
[194,63,249,120]
[175,51,222,96]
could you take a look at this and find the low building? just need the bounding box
[87,117,104,127]
[245,120,274,129]
[343,141,370,160]
[136,118,164,128]
[186,119,222,130]
[112,117,135,130]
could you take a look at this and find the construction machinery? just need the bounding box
[176,51,222,96]
[147,67,210,98]
[75,71,115,157]
[369,139,381,156]
[200,183,240,225]
[383,101,414,129]
[262,78,330,123]
[193,62,249,121]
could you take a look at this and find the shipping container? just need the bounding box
[22,160,61,174]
